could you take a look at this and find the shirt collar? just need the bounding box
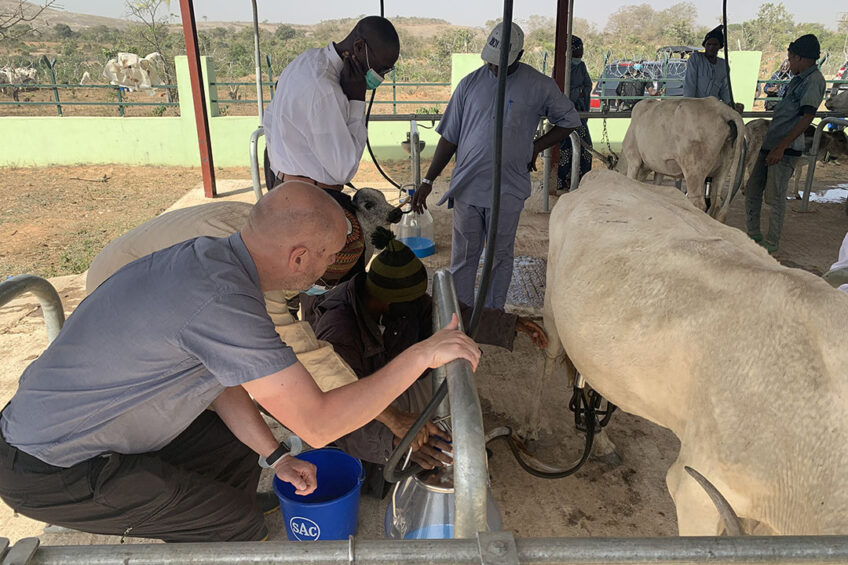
[794,65,817,80]
[326,42,343,78]
[228,232,261,289]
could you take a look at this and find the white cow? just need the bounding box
[102,52,165,91]
[86,187,402,293]
[0,67,38,102]
[539,169,848,535]
[622,97,745,223]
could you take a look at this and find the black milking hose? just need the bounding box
[383,0,514,483]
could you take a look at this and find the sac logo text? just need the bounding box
[290,517,321,540]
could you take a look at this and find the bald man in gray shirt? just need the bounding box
[0,182,480,542]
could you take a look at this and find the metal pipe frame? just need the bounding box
[249,126,264,201]
[250,0,264,125]
[569,130,582,191]
[410,120,421,188]
[0,275,65,343]
[365,111,848,122]
[5,534,848,564]
[431,270,489,538]
[800,117,848,212]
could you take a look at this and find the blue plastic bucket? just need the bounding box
[273,448,364,541]
[398,236,435,258]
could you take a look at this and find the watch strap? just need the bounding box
[260,443,290,469]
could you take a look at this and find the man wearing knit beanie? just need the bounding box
[745,33,825,253]
[683,25,733,106]
[306,228,546,492]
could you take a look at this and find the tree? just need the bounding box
[0,0,56,40]
[53,23,73,39]
[274,24,296,42]
[125,0,176,101]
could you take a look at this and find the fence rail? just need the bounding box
[0,82,178,116]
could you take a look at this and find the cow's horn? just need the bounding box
[685,466,745,536]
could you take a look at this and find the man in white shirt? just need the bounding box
[263,16,399,190]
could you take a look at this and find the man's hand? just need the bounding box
[274,455,318,496]
[515,317,548,349]
[416,314,481,371]
[766,146,785,166]
[409,435,453,470]
[411,183,432,214]
[527,149,541,172]
[340,53,366,102]
[388,411,442,451]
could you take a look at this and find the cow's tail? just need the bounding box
[716,112,746,223]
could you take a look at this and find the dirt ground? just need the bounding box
[0,158,846,547]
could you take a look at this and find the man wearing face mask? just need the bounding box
[557,35,593,191]
[263,17,400,295]
[306,228,547,495]
[263,16,399,191]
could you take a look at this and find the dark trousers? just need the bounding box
[0,411,264,542]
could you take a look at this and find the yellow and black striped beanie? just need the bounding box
[366,227,428,304]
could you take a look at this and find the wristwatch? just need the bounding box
[259,436,302,469]
[421,178,433,186]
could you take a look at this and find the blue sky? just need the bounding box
[58,0,837,30]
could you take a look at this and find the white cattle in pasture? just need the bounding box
[622,97,745,223]
[539,169,848,535]
[0,66,38,102]
[102,52,165,92]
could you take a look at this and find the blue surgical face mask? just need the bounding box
[571,57,582,66]
[304,284,329,296]
[364,46,384,90]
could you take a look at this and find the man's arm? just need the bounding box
[765,113,815,166]
[210,386,317,494]
[242,314,479,449]
[411,137,458,213]
[528,126,573,172]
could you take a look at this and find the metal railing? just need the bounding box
[210,78,450,113]
[3,533,848,564]
[800,117,848,212]
[0,82,179,116]
[0,275,64,343]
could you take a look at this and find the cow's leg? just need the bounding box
[683,173,708,211]
[667,456,724,536]
[653,172,664,185]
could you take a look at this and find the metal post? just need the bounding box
[178,0,217,198]
[410,120,421,188]
[266,54,275,97]
[116,87,124,117]
[569,130,581,191]
[392,68,397,115]
[251,0,263,124]
[551,0,572,187]
[0,275,65,343]
[801,117,848,212]
[41,56,61,116]
[249,126,265,202]
[432,270,488,538]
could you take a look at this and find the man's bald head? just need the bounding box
[242,181,348,291]
[341,16,399,72]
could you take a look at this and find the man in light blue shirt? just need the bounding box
[411,22,581,310]
[683,26,732,105]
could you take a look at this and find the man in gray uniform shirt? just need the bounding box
[0,182,480,542]
[412,22,580,310]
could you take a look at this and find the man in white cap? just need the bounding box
[411,22,580,310]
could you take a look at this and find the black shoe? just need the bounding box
[257,491,280,515]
